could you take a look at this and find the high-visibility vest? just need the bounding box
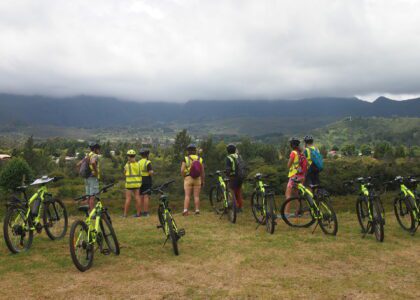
[184,155,203,176]
[88,152,100,179]
[288,150,300,178]
[304,146,317,166]
[124,161,142,188]
[139,158,151,177]
[227,153,238,173]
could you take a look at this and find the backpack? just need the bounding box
[78,156,92,178]
[296,151,308,175]
[230,154,247,181]
[188,156,202,179]
[309,147,324,172]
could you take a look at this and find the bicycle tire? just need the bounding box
[265,194,276,234]
[100,214,120,255]
[372,200,385,242]
[3,207,33,254]
[356,196,369,233]
[210,185,225,215]
[227,190,237,224]
[318,200,338,236]
[166,212,179,256]
[280,197,315,228]
[393,197,415,232]
[251,191,264,224]
[43,198,68,240]
[69,220,94,272]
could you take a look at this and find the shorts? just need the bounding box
[287,175,305,189]
[184,176,201,188]
[126,187,140,191]
[85,177,99,196]
[140,183,152,195]
[306,170,320,186]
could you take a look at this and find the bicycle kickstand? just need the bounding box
[311,221,319,234]
[255,218,264,230]
[362,223,371,238]
[163,236,169,247]
[219,209,226,219]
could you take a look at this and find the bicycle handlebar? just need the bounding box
[73,183,115,201]
[145,180,175,195]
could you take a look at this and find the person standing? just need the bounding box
[85,142,101,211]
[225,144,245,213]
[139,148,153,217]
[285,137,307,202]
[123,149,142,218]
[303,136,323,190]
[181,144,205,216]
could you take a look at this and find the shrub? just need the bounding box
[0,158,33,191]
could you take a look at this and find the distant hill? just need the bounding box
[0,93,419,136]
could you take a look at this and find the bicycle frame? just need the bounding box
[399,183,419,220]
[14,185,50,230]
[359,183,374,221]
[215,173,229,208]
[293,182,322,216]
[160,198,179,237]
[85,200,104,244]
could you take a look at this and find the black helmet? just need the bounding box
[139,148,150,155]
[304,135,313,143]
[289,137,300,147]
[186,144,197,150]
[88,141,100,149]
[226,144,236,154]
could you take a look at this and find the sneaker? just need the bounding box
[194,210,200,215]
[142,212,150,218]
[121,215,127,218]
[182,211,189,216]
[133,214,141,218]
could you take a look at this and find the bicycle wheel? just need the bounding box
[100,214,120,255]
[227,190,237,224]
[3,207,33,254]
[281,197,315,228]
[372,200,385,242]
[356,196,369,233]
[265,194,276,234]
[393,197,415,232]
[166,212,179,256]
[210,185,225,215]
[251,191,264,224]
[69,220,94,272]
[318,200,338,236]
[43,198,68,240]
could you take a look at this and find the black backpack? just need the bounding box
[231,155,247,181]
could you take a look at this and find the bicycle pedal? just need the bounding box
[101,249,110,256]
[178,228,186,236]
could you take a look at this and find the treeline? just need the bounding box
[0,131,419,200]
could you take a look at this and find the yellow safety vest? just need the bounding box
[124,161,142,189]
[304,146,316,166]
[88,152,100,179]
[139,158,151,177]
[185,155,203,176]
[288,150,300,178]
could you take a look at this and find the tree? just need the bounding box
[0,158,33,191]
[360,144,372,156]
[172,129,192,164]
[341,144,356,156]
[23,136,35,166]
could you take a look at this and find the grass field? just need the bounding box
[0,199,419,299]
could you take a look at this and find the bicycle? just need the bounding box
[344,177,385,242]
[3,176,68,254]
[384,176,419,234]
[69,183,120,272]
[208,171,237,224]
[280,177,338,236]
[149,180,185,255]
[249,173,276,234]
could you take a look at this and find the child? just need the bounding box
[285,137,307,202]
[139,148,153,217]
[123,149,142,217]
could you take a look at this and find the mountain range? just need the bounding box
[0,93,419,136]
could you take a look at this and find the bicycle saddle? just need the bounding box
[15,186,28,192]
[78,205,90,213]
[309,184,320,189]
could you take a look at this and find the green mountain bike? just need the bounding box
[209,171,237,224]
[151,180,185,256]
[385,176,419,234]
[3,176,68,254]
[280,177,338,236]
[345,177,385,242]
[69,183,120,272]
[250,173,276,234]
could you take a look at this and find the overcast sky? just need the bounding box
[0,0,420,102]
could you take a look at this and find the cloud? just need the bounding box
[0,0,420,101]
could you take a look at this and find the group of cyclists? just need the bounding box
[82,136,324,218]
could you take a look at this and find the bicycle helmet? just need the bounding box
[186,144,197,150]
[226,144,236,154]
[88,141,100,150]
[127,149,136,156]
[303,135,314,143]
[289,137,300,147]
[139,148,150,155]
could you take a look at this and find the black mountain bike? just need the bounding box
[3,176,68,254]
[384,176,419,234]
[151,180,185,256]
[249,173,276,234]
[209,171,237,224]
[344,177,385,242]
